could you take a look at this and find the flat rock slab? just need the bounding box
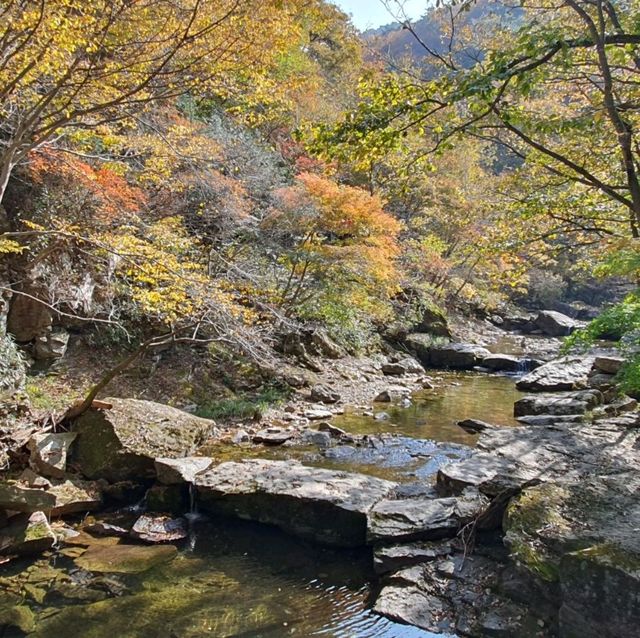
[373,540,453,575]
[516,356,595,392]
[195,459,396,546]
[0,482,57,513]
[252,429,294,445]
[514,390,601,417]
[48,478,102,515]
[154,457,213,485]
[367,491,488,543]
[72,397,214,482]
[439,419,640,497]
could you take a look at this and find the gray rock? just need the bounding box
[414,306,452,338]
[588,372,616,390]
[300,429,332,448]
[195,459,396,546]
[0,482,57,513]
[516,355,595,392]
[0,511,56,556]
[428,343,492,370]
[0,333,26,399]
[502,315,535,332]
[382,357,425,376]
[154,457,213,485]
[304,408,334,420]
[7,292,52,342]
[231,429,250,444]
[504,475,640,638]
[309,384,340,404]
[71,398,214,482]
[457,418,497,434]
[367,490,488,543]
[34,328,70,360]
[28,432,77,478]
[373,540,453,574]
[130,514,188,543]
[317,422,347,438]
[516,414,585,426]
[513,390,601,417]
[482,354,522,373]
[47,478,103,515]
[593,355,625,375]
[602,395,637,415]
[252,428,293,445]
[374,553,544,636]
[374,411,390,421]
[534,310,585,337]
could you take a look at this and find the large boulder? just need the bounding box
[534,310,585,337]
[416,343,491,370]
[413,305,452,338]
[482,354,542,373]
[513,390,602,417]
[6,292,52,342]
[195,459,396,547]
[504,475,640,638]
[71,398,214,482]
[516,355,595,392]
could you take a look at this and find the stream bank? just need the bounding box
[1,314,638,637]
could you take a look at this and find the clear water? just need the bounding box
[6,518,438,638]
[334,371,522,444]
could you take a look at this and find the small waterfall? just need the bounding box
[185,483,203,551]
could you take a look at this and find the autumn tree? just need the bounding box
[261,172,401,340]
[313,0,640,241]
[0,0,306,205]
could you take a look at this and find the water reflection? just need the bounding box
[334,371,522,445]
[27,518,440,638]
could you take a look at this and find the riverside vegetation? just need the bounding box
[1,1,640,637]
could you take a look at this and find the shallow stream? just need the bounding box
[2,372,523,637]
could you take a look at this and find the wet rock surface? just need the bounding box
[130,514,188,543]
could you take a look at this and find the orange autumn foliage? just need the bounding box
[29,150,146,223]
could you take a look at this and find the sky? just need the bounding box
[332,0,427,31]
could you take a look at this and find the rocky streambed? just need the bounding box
[1,327,639,637]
